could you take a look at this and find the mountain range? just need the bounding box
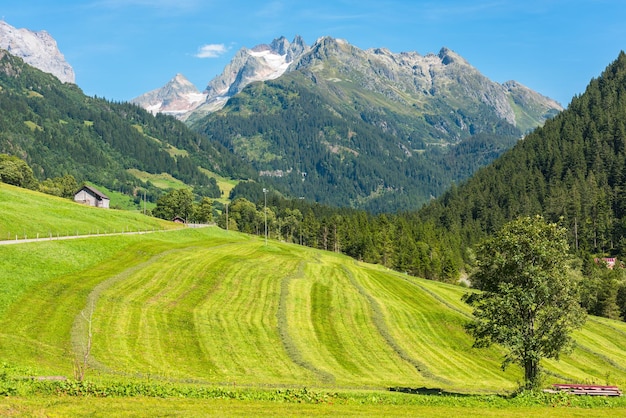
[0,23,563,212]
[182,36,562,211]
[134,36,561,135]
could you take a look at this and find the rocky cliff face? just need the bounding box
[0,20,75,84]
[207,36,307,98]
[195,35,308,118]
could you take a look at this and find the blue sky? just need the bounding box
[3,1,625,106]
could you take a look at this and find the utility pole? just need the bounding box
[263,188,268,246]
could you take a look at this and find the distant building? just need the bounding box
[594,257,617,269]
[172,216,186,224]
[74,185,110,208]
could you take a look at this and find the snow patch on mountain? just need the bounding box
[248,48,291,80]
[133,36,308,120]
[131,73,208,118]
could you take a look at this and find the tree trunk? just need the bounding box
[524,358,539,389]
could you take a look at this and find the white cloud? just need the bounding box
[195,43,228,58]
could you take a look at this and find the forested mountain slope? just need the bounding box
[409,50,626,321]
[420,51,626,258]
[0,50,253,203]
[193,37,561,212]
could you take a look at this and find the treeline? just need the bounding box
[222,180,626,320]
[221,182,461,281]
[0,153,78,198]
[152,188,214,224]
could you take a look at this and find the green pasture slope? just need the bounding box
[0,183,178,240]
[1,185,626,416]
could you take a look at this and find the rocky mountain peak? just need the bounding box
[308,36,352,57]
[0,20,75,84]
[269,36,289,55]
[169,73,200,92]
[130,73,206,118]
[437,47,464,65]
[172,73,190,84]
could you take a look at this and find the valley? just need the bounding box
[1,187,625,396]
[2,12,626,416]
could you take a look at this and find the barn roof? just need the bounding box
[77,184,109,200]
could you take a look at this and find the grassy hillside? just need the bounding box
[0,182,178,240]
[0,187,622,399]
[0,186,625,395]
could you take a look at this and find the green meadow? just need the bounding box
[126,168,188,190]
[198,167,240,201]
[1,185,626,416]
[0,183,177,240]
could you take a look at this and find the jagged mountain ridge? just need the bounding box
[134,35,561,135]
[132,36,307,119]
[288,37,561,137]
[0,20,75,84]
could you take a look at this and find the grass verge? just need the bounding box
[1,372,625,418]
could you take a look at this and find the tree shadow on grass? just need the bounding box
[388,386,476,397]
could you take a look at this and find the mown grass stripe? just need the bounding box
[72,248,183,372]
[341,265,444,382]
[276,260,335,383]
[354,266,520,390]
[310,282,361,375]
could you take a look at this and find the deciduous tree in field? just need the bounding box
[153,188,194,221]
[465,216,586,389]
[192,197,214,224]
[0,154,37,189]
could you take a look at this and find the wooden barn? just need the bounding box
[74,185,110,208]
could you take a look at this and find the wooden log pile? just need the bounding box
[544,384,622,396]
